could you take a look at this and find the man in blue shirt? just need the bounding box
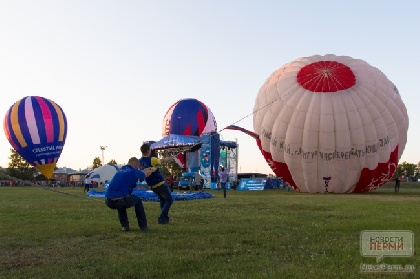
[105,157,152,232]
[139,143,173,224]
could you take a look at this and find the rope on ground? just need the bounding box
[0,169,103,202]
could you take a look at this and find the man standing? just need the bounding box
[395,177,401,193]
[194,171,203,191]
[105,157,152,232]
[219,166,229,198]
[84,176,91,192]
[139,143,173,224]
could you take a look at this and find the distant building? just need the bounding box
[51,167,89,186]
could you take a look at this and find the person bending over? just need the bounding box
[105,157,152,232]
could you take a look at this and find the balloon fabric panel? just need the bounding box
[10,99,27,148]
[170,99,208,136]
[162,98,217,137]
[24,97,41,145]
[3,109,19,151]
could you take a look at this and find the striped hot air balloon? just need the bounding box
[4,96,68,179]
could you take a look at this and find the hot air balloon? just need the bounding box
[86,164,119,187]
[253,54,408,193]
[159,98,218,181]
[162,98,217,137]
[4,96,68,179]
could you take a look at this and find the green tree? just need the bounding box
[396,161,416,179]
[414,162,420,179]
[158,150,183,179]
[108,159,117,165]
[92,157,102,169]
[6,148,38,180]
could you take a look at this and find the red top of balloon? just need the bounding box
[297,61,356,92]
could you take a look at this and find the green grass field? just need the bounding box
[1,183,419,278]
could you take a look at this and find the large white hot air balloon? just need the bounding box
[253,54,408,193]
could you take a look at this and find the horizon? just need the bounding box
[1,1,419,175]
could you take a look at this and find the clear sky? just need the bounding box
[0,1,419,173]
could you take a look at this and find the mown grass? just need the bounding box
[1,183,419,278]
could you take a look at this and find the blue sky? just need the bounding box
[0,1,419,174]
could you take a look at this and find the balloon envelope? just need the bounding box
[4,96,68,179]
[253,54,408,193]
[87,164,119,187]
[162,98,217,137]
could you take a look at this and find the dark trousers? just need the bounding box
[221,182,227,198]
[84,183,90,192]
[152,182,173,222]
[105,194,147,229]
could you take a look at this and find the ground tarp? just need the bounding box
[87,189,214,201]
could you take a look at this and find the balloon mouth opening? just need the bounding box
[297,61,356,92]
[35,163,57,179]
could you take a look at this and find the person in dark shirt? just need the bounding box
[395,177,401,193]
[84,177,91,192]
[218,166,229,198]
[105,157,152,232]
[166,176,174,192]
[139,143,173,224]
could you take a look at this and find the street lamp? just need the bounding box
[100,146,107,165]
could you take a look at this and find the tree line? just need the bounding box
[1,149,183,181]
[4,147,417,182]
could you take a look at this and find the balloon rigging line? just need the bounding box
[39,185,103,202]
[177,93,286,151]
[0,169,103,202]
[157,92,287,155]
[219,86,298,133]
[218,97,275,133]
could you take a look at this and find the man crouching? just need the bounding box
[105,157,152,232]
